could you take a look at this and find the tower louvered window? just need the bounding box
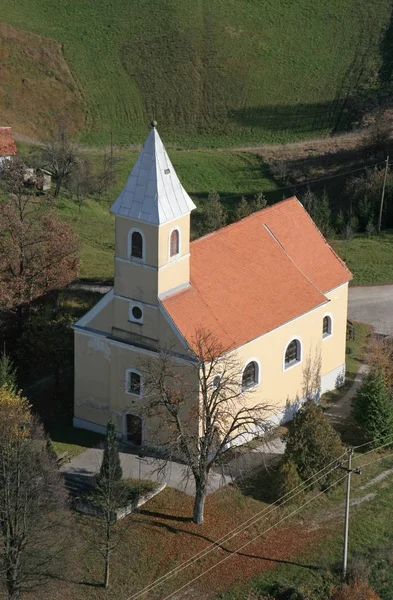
[170,229,180,257]
[131,232,143,259]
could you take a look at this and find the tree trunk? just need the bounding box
[104,521,110,589]
[192,485,206,525]
[54,179,61,197]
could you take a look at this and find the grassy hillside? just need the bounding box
[1,0,392,146]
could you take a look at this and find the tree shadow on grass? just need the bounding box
[138,508,191,523]
[46,572,103,588]
[136,518,321,572]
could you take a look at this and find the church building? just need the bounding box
[73,123,352,447]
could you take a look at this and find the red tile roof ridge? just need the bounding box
[191,196,299,247]
[290,199,353,284]
[263,222,326,296]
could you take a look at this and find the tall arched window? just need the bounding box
[242,361,259,391]
[131,231,143,259]
[284,339,301,368]
[170,229,180,257]
[323,315,332,338]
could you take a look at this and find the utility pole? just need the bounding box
[378,155,389,233]
[340,448,361,580]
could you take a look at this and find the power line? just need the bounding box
[161,473,349,600]
[162,451,393,600]
[353,432,393,452]
[128,435,393,600]
[127,453,347,600]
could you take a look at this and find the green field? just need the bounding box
[331,232,393,286]
[1,0,392,146]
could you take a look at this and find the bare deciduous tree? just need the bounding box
[142,329,273,524]
[37,124,79,197]
[0,388,69,600]
[87,421,127,589]
[302,348,322,402]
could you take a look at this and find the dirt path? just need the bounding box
[14,128,366,158]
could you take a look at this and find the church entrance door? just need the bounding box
[126,414,142,445]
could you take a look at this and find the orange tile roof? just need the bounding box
[0,127,17,157]
[162,197,352,351]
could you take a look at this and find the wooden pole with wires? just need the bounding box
[378,155,389,233]
[340,448,361,580]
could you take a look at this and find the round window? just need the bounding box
[132,306,143,320]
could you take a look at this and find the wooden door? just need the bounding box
[126,414,142,445]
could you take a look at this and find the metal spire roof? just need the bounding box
[110,126,196,225]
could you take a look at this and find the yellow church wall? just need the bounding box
[158,307,190,354]
[234,282,348,420]
[114,259,158,305]
[112,296,159,341]
[157,214,190,267]
[115,216,159,265]
[74,326,197,446]
[109,342,199,446]
[88,296,113,333]
[74,331,112,430]
[158,258,191,296]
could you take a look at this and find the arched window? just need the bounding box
[323,315,332,338]
[126,370,141,396]
[170,229,180,257]
[284,339,301,368]
[242,361,258,391]
[213,375,221,389]
[131,231,143,259]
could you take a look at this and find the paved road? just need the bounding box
[348,285,393,336]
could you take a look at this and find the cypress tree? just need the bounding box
[199,190,227,234]
[99,419,123,481]
[234,196,251,221]
[353,369,393,446]
[283,399,344,490]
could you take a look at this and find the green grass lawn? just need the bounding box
[331,231,393,286]
[1,0,391,146]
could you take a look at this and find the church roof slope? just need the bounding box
[110,126,196,225]
[162,197,352,351]
[0,127,17,157]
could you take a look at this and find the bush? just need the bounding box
[331,580,381,600]
[284,400,345,490]
[352,369,393,446]
[274,460,304,503]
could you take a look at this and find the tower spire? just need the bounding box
[110,127,195,225]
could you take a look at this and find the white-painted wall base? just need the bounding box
[321,363,345,394]
[73,417,109,437]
